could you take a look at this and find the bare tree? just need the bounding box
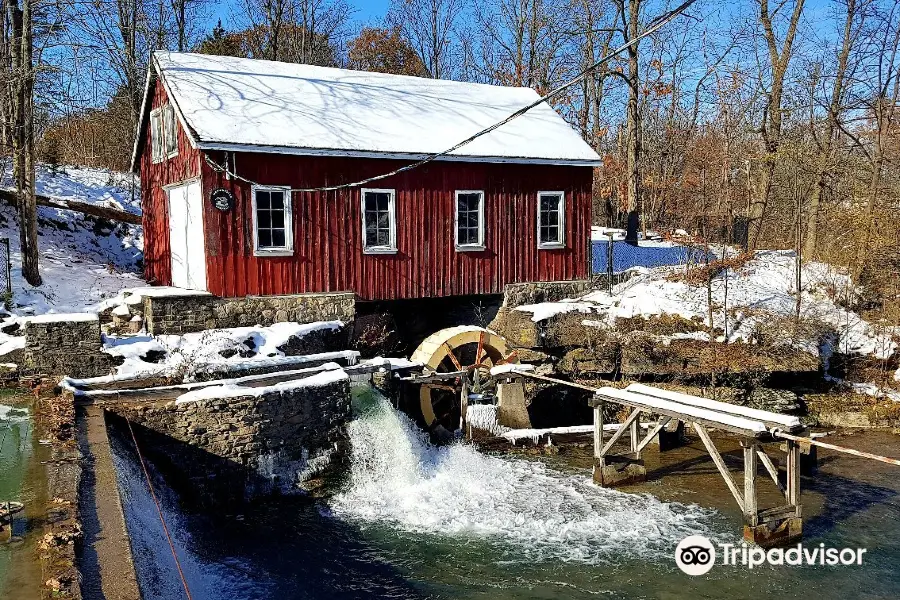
[748,0,806,249]
[388,0,461,78]
[854,0,900,273]
[804,0,863,258]
[613,0,643,242]
[7,0,39,284]
[239,0,352,64]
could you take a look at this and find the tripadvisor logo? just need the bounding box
[675,535,716,575]
[675,535,867,575]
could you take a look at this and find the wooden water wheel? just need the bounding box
[409,326,519,441]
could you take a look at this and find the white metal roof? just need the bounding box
[151,52,601,166]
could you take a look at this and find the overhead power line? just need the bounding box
[205,0,699,193]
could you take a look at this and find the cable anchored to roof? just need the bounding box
[204,0,698,193]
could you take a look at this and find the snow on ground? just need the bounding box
[518,250,897,359]
[104,321,346,380]
[0,163,145,353]
[2,162,141,214]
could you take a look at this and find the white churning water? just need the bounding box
[329,389,719,564]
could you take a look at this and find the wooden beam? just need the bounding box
[630,417,639,455]
[591,390,769,438]
[693,422,745,513]
[757,504,800,522]
[73,361,395,404]
[599,408,642,457]
[756,447,786,495]
[635,416,672,453]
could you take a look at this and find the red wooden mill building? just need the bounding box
[131,52,601,301]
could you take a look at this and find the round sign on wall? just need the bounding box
[210,188,235,211]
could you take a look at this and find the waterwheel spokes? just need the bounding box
[443,342,463,371]
[410,326,520,435]
[427,383,457,393]
[494,350,519,366]
[475,331,485,366]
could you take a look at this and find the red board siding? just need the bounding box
[199,152,592,301]
[139,79,202,286]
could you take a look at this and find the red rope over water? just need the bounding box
[126,420,195,600]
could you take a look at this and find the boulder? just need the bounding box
[557,345,618,377]
[489,307,541,348]
[746,388,803,414]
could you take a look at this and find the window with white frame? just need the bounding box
[150,108,164,163]
[252,185,293,255]
[455,191,484,250]
[163,104,178,158]
[150,103,178,163]
[537,192,565,248]
[361,189,397,253]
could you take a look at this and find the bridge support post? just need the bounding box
[592,403,646,487]
[496,376,531,429]
[742,440,803,548]
[653,420,685,451]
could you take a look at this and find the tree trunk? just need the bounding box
[855,126,885,276]
[11,0,39,285]
[749,0,806,250]
[624,0,641,243]
[804,0,855,258]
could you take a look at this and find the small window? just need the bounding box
[361,188,397,253]
[455,191,485,250]
[150,104,178,162]
[537,191,565,248]
[163,105,178,158]
[150,108,164,164]
[252,185,293,255]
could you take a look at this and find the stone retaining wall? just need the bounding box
[489,306,821,384]
[109,373,351,502]
[502,280,591,308]
[24,314,118,378]
[143,292,356,335]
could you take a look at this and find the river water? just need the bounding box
[111,387,900,600]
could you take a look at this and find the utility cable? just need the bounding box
[126,420,195,600]
[204,0,698,193]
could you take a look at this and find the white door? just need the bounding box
[167,181,207,291]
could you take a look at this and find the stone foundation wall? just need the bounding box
[502,280,591,308]
[23,314,118,378]
[143,292,356,335]
[109,373,351,501]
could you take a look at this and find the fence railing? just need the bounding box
[0,238,10,301]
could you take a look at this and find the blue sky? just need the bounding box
[210,0,392,33]
[205,0,840,49]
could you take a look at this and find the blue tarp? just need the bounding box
[591,241,712,274]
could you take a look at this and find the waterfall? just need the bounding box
[330,388,720,564]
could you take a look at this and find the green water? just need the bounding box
[0,395,40,599]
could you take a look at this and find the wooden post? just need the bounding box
[787,440,801,516]
[630,416,639,457]
[743,440,758,526]
[460,379,469,434]
[593,400,605,468]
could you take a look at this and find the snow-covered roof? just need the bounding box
[144,52,601,167]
